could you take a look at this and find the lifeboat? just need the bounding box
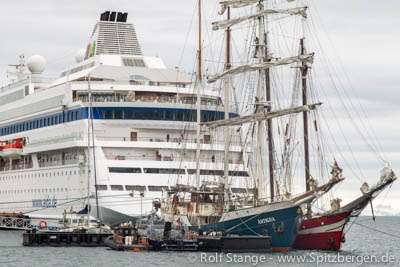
[0,141,5,157]
[2,138,24,159]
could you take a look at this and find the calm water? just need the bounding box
[0,216,399,267]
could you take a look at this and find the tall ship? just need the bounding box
[159,0,396,251]
[0,11,251,229]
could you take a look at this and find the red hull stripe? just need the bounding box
[299,211,351,230]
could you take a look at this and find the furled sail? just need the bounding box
[207,53,314,83]
[219,0,298,15]
[213,7,308,30]
[205,102,322,128]
[219,0,259,15]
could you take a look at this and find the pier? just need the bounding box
[22,230,112,247]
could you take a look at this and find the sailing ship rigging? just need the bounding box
[160,0,345,251]
[161,0,397,251]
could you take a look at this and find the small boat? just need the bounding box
[104,225,152,252]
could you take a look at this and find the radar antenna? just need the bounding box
[7,54,28,82]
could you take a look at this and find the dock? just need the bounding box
[22,230,112,247]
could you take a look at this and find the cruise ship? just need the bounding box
[0,11,249,229]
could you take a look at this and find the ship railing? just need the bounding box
[73,95,220,107]
[38,159,81,168]
[0,163,33,172]
[105,155,239,164]
[0,215,32,230]
[72,80,188,88]
[96,136,242,146]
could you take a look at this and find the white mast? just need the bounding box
[256,0,266,203]
[195,0,202,190]
[223,7,232,210]
[86,75,92,225]
[88,74,100,224]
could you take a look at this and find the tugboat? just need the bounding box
[104,225,151,252]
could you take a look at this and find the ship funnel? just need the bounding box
[100,11,128,22]
[83,11,141,60]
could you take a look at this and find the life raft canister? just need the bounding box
[39,220,47,229]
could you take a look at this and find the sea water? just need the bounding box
[0,216,399,267]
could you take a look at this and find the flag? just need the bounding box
[176,217,181,224]
[180,133,184,139]
[236,127,241,133]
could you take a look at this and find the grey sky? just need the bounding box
[1,0,399,215]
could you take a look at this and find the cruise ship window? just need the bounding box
[155,111,163,120]
[229,171,249,177]
[143,168,185,174]
[114,110,122,119]
[133,111,143,120]
[125,185,146,192]
[143,111,153,120]
[188,111,196,122]
[103,110,112,119]
[165,111,173,120]
[110,185,124,191]
[96,185,108,191]
[124,110,133,119]
[148,186,168,192]
[176,111,184,121]
[109,167,142,173]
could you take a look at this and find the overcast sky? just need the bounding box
[1,0,399,215]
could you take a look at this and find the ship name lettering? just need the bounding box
[258,217,276,224]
